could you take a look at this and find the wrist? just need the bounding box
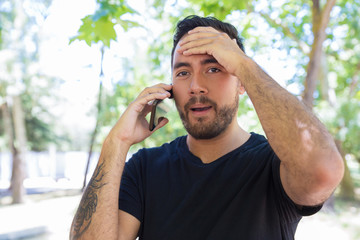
[102,134,131,163]
[234,56,258,86]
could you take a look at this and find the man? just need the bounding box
[70,15,344,240]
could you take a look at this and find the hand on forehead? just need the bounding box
[174,25,245,77]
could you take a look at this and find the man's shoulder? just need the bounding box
[144,135,185,154]
[129,136,186,164]
[242,132,270,151]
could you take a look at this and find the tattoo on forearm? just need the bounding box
[72,162,107,239]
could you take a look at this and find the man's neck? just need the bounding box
[186,122,251,164]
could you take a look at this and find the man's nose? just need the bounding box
[189,74,208,95]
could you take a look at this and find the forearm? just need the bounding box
[68,83,171,239]
[238,58,335,162]
[237,58,343,198]
[70,137,130,240]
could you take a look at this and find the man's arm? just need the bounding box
[70,140,137,240]
[235,60,344,206]
[177,26,344,206]
[69,84,172,240]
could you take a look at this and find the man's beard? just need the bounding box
[177,95,239,139]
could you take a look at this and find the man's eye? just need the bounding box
[208,68,220,73]
[176,71,189,77]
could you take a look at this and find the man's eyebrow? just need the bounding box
[173,58,219,70]
[201,58,219,65]
[173,62,191,70]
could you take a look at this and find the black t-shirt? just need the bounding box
[119,133,322,239]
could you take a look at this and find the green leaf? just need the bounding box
[94,17,116,47]
[69,1,140,47]
[69,15,96,46]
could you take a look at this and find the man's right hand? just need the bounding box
[70,84,172,240]
[107,83,173,148]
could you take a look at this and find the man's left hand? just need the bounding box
[177,26,247,78]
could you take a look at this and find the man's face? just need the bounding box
[171,36,244,139]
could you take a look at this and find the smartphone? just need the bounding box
[149,89,173,131]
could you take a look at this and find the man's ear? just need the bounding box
[237,80,246,95]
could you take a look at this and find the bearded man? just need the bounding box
[70,15,344,240]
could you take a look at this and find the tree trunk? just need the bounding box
[319,52,330,103]
[333,62,359,199]
[83,46,105,190]
[1,102,17,189]
[11,96,27,204]
[335,140,355,200]
[82,81,103,190]
[302,0,337,108]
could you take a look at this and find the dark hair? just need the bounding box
[171,15,245,65]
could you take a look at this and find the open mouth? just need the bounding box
[190,106,212,112]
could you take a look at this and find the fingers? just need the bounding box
[138,83,172,100]
[113,83,172,145]
[132,84,172,113]
[175,26,247,78]
[178,27,224,45]
[133,83,172,130]
[138,103,152,118]
[151,117,169,132]
[177,27,231,56]
[179,38,216,56]
[178,32,218,49]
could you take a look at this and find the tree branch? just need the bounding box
[319,0,337,34]
[302,0,337,108]
[257,11,308,54]
[312,0,321,34]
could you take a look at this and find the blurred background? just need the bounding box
[0,0,359,239]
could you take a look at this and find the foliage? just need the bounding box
[0,0,64,152]
[187,0,249,20]
[69,0,140,47]
[323,0,360,163]
[0,1,14,47]
[21,77,64,151]
[72,0,360,164]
